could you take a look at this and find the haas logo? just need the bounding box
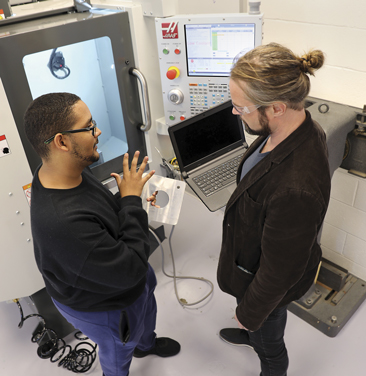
[162,22,178,39]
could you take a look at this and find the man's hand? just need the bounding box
[235,313,251,331]
[147,190,160,208]
[111,151,155,198]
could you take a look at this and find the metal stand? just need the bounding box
[288,258,366,337]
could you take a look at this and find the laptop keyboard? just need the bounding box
[192,153,244,196]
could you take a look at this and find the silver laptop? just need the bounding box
[168,101,248,212]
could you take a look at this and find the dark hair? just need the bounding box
[231,42,325,110]
[24,92,81,159]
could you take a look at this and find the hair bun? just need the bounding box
[299,50,325,75]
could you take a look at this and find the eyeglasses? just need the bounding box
[44,120,97,145]
[232,102,261,115]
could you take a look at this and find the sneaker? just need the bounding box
[219,328,254,349]
[133,337,181,358]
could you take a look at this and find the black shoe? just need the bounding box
[219,328,254,349]
[133,337,181,358]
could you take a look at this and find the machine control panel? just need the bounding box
[155,13,263,126]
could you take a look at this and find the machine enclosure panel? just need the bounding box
[0,79,43,301]
[0,10,147,182]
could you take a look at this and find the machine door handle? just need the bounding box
[129,68,151,132]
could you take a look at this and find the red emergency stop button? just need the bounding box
[166,66,180,80]
[180,115,186,121]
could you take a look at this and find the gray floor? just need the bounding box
[1,192,365,376]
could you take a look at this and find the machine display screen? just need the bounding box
[185,23,256,77]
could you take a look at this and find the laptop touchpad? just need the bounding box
[227,185,236,194]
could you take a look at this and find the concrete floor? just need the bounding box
[1,192,365,376]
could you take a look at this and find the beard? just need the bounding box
[71,139,100,166]
[242,110,271,137]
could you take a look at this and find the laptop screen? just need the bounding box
[169,101,244,172]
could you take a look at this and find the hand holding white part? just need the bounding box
[147,190,160,208]
[235,313,252,332]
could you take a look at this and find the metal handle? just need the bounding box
[129,68,151,132]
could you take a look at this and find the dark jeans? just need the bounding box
[248,305,289,376]
[53,264,157,376]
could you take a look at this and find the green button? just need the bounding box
[169,115,175,120]
[163,48,169,55]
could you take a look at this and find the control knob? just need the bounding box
[168,89,184,104]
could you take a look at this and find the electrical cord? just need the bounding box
[169,157,179,171]
[155,147,180,180]
[149,225,214,307]
[14,299,97,373]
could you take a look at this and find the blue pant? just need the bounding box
[248,305,289,376]
[52,264,157,376]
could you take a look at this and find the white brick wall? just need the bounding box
[251,1,366,280]
[322,169,366,279]
[261,1,366,108]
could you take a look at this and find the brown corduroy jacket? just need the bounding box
[217,111,331,331]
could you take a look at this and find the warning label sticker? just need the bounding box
[0,135,11,158]
[23,183,32,206]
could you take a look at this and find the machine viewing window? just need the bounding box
[185,23,256,77]
[23,37,128,167]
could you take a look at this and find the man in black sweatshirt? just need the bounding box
[24,92,180,376]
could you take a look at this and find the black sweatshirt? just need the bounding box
[30,166,150,312]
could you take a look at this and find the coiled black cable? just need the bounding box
[51,340,97,373]
[48,48,71,79]
[15,299,97,373]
